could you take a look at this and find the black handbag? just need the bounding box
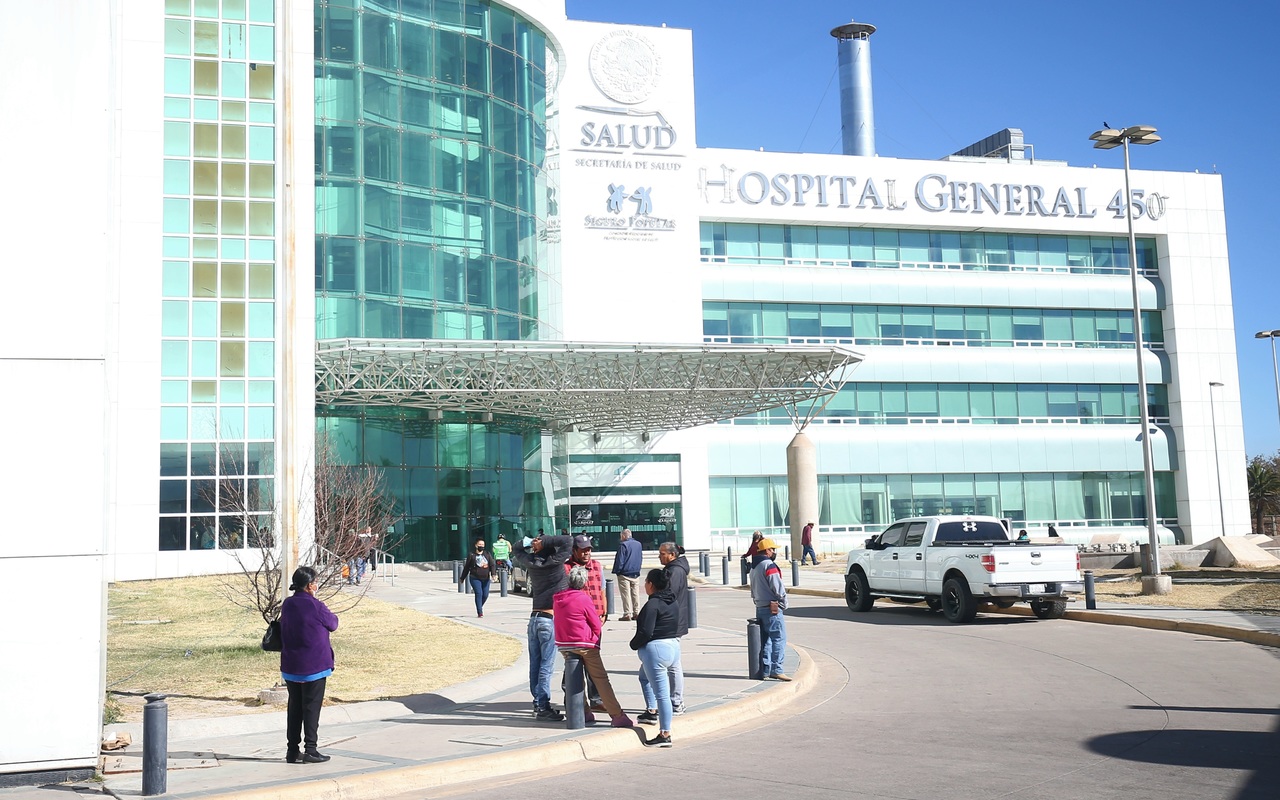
[261,619,282,652]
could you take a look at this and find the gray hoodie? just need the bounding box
[512,535,573,610]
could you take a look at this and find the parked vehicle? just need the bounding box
[844,515,1083,623]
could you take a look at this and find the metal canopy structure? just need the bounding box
[315,339,863,433]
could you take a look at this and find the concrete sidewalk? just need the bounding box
[3,565,809,800]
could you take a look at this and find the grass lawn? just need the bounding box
[106,575,519,722]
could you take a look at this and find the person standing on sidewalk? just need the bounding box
[750,538,791,681]
[800,521,819,565]
[631,568,679,748]
[492,532,512,573]
[460,538,493,618]
[279,566,339,764]
[564,535,606,710]
[654,542,689,715]
[512,531,573,721]
[612,528,643,621]
[553,565,634,728]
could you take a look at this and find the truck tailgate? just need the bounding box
[989,545,1078,584]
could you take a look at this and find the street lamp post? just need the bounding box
[1089,125,1169,593]
[1255,329,1280,434]
[1209,382,1226,539]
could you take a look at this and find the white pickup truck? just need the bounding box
[844,515,1083,623]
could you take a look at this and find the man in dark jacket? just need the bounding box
[656,542,689,714]
[611,528,643,621]
[512,532,573,721]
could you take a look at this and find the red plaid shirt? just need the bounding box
[565,558,606,617]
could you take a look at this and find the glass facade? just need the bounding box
[159,0,279,551]
[314,0,552,341]
[314,1,557,560]
[710,471,1177,532]
[704,302,1164,349]
[728,382,1170,425]
[700,222,1158,276]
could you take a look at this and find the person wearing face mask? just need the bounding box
[460,537,494,618]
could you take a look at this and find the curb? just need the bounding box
[184,646,817,800]
[789,584,1280,649]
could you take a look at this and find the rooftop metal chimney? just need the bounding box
[831,20,876,157]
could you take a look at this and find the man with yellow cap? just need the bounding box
[749,538,790,681]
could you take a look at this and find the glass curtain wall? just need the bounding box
[710,472,1178,531]
[314,0,557,560]
[159,0,279,551]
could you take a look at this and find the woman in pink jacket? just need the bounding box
[553,565,634,727]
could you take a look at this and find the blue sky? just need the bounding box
[564,0,1280,457]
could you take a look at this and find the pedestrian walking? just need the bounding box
[612,527,643,621]
[460,537,494,617]
[512,531,573,721]
[492,532,512,573]
[801,521,819,565]
[631,568,679,748]
[553,565,635,728]
[279,566,339,764]
[749,538,791,681]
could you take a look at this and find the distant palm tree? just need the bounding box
[1247,458,1280,535]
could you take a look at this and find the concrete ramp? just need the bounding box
[1190,536,1280,568]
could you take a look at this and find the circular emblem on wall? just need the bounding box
[589,30,661,105]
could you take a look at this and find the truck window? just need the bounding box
[933,521,1011,544]
[904,521,927,547]
[879,524,906,547]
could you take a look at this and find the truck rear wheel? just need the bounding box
[941,577,978,623]
[1030,598,1067,619]
[845,570,874,613]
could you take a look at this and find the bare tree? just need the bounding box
[215,437,400,621]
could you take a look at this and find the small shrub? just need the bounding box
[103,693,123,725]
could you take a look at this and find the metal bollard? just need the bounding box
[564,652,587,729]
[746,619,763,680]
[499,567,508,598]
[687,588,698,629]
[453,561,463,592]
[1084,570,1096,610]
[142,693,168,796]
[740,556,750,586]
[464,577,472,594]
[785,545,791,561]
[727,545,733,560]
[699,551,709,576]
[791,559,800,587]
[605,577,616,616]
[721,556,729,586]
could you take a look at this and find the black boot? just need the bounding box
[302,749,330,763]
[285,747,301,764]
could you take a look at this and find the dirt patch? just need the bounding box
[107,576,520,723]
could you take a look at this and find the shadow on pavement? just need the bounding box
[785,605,1035,627]
[1087,707,1280,798]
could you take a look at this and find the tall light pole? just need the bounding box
[1209,382,1226,539]
[1089,125,1168,592]
[1256,329,1280,434]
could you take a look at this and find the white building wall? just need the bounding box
[0,0,114,778]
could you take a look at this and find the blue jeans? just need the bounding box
[638,638,680,731]
[639,645,685,708]
[756,606,787,676]
[801,544,817,564]
[527,615,557,710]
[469,577,490,615]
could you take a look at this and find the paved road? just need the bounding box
[429,588,1280,800]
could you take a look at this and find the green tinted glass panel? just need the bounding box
[162,301,188,336]
[163,261,190,296]
[220,407,245,438]
[248,407,274,438]
[247,342,274,376]
[161,381,187,403]
[163,199,190,233]
[163,122,190,156]
[163,160,190,194]
[249,24,274,60]
[191,341,217,376]
[161,407,188,439]
[161,341,188,376]
[248,380,273,402]
[222,61,247,98]
[247,302,273,336]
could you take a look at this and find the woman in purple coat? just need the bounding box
[279,566,339,763]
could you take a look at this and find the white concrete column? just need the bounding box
[786,432,818,558]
